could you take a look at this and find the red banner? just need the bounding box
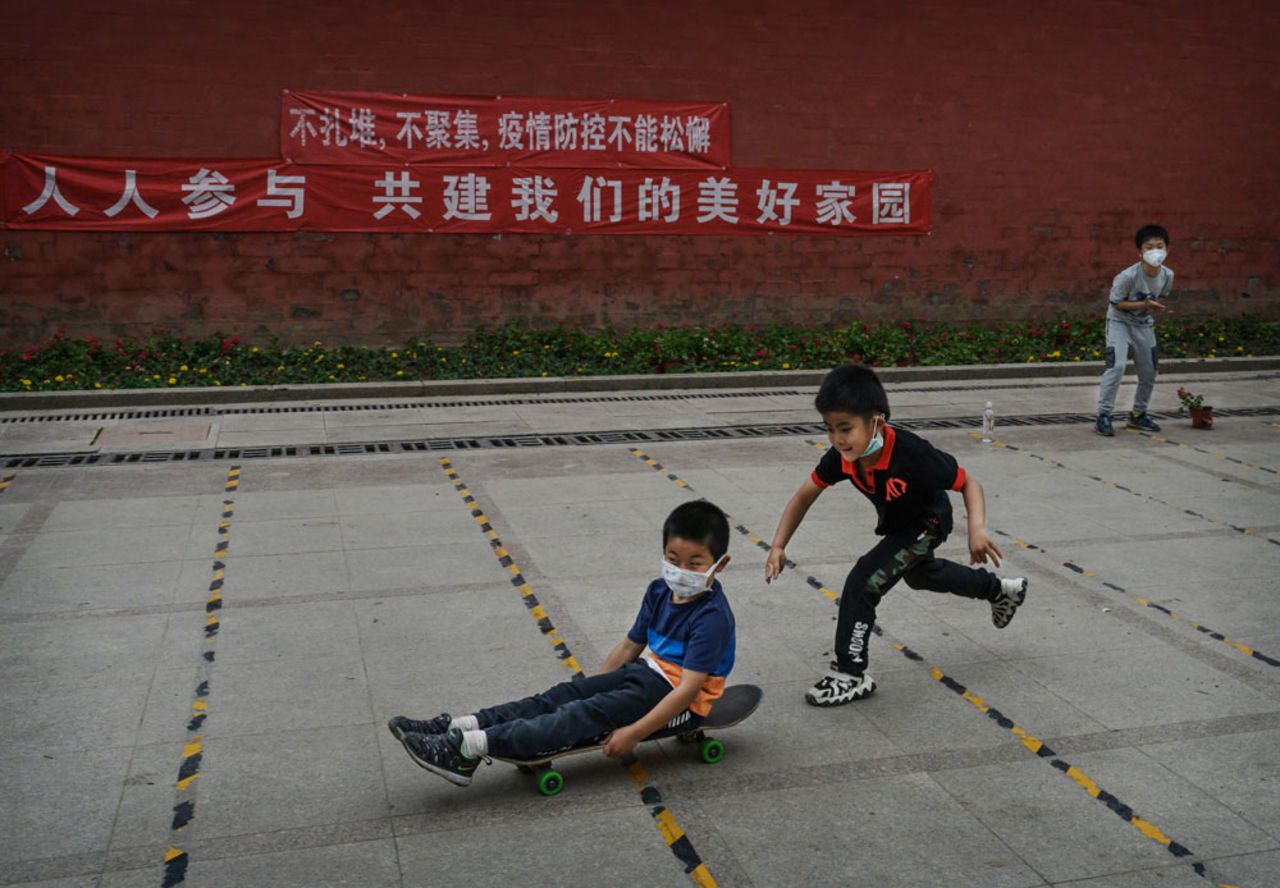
[281,90,731,169]
[2,154,932,236]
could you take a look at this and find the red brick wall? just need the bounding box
[2,0,1277,347]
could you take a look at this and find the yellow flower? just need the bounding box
[153,374,161,380]
[277,365,285,371]
[541,371,549,376]
[396,370,404,377]
[512,350,521,356]
[168,377,177,385]
[391,351,399,358]
[94,382,102,388]
[180,364,188,371]
[200,367,208,374]
[251,346,259,353]
[55,375,64,382]
[336,362,345,369]
[313,340,322,347]
[782,363,790,369]
[328,375,336,381]
[20,378,31,386]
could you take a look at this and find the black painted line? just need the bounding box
[161,466,239,887]
[436,456,714,886]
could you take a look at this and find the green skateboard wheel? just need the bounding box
[698,738,725,763]
[537,767,564,796]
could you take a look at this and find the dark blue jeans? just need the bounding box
[475,662,693,759]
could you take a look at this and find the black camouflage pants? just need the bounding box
[834,517,998,674]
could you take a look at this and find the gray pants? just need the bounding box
[1097,319,1158,415]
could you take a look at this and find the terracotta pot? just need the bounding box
[1190,405,1213,429]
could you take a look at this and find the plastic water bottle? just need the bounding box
[981,401,995,442]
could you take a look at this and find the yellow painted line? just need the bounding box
[1064,765,1102,799]
[175,773,199,791]
[654,809,685,844]
[164,846,185,862]
[182,739,202,759]
[191,700,207,712]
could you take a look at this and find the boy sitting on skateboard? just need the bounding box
[389,498,737,786]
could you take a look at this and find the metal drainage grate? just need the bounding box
[4,373,1277,425]
[5,406,1277,470]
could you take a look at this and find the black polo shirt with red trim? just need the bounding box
[810,426,967,536]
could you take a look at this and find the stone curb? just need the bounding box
[1,356,1276,411]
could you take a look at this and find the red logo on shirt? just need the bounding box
[885,477,908,500]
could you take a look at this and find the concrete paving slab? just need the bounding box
[16,524,191,569]
[1,372,1277,886]
[0,422,102,454]
[1015,645,1278,731]
[0,501,33,533]
[181,725,389,841]
[1141,727,1280,839]
[930,757,1183,883]
[0,745,133,867]
[688,772,1044,887]
[395,805,686,888]
[101,839,402,888]
[95,420,216,452]
[0,560,184,615]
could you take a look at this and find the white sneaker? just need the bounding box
[991,577,1028,628]
[805,663,876,707]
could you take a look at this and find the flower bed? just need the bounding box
[3,315,1278,392]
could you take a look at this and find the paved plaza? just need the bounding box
[1,368,1278,888]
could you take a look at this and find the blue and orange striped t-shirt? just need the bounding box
[627,578,736,716]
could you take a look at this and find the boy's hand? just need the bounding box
[1147,299,1168,312]
[602,726,642,758]
[968,526,1003,568]
[764,546,787,583]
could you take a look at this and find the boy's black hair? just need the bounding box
[814,364,891,420]
[1135,224,1170,249]
[663,499,730,560]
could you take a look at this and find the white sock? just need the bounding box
[460,729,488,759]
[449,714,479,732]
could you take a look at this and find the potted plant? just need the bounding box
[1176,386,1213,429]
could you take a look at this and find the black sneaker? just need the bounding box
[387,712,452,742]
[991,577,1028,628]
[1096,414,1114,437]
[1127,411,1161,432]
[805,662,876,706]
[400,728,483,787]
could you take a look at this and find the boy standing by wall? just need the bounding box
[1096,224,1174,436]
[765,364,1027,706]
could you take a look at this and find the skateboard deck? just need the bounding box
[495,683,763,795]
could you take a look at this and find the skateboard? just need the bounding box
[495,683,763,796]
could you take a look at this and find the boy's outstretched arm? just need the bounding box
[765,478,824,582]
[598,637,645,674]
[960,474,1003,568]
[602,669,706,758]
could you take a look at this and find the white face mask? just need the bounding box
[861,419,884,458]
[1143,248,1167,268]
[661,558,721,597]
